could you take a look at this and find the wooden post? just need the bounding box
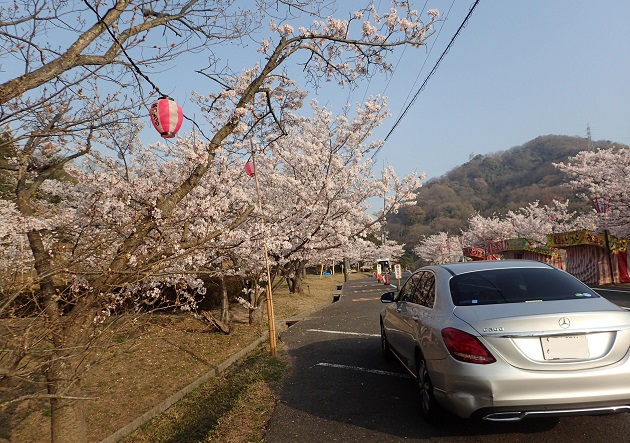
[250,150,277,356]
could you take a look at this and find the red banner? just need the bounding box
[462,247,485,259]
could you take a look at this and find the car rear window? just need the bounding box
[449,268,600,306]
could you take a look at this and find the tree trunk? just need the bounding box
[17,137,93,442]
[44,295,99,443]
[293,261,306,294]
[22,231,89,443]
[287,274,302,294]
[249,286,265,326]
[47,363,88,443]
[219,274,231,326]
[285,260,305,294]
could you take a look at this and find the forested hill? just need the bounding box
[385,135,625,250]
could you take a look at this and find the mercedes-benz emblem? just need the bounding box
[558,317,570,329]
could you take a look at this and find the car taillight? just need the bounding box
[441,328,496,364]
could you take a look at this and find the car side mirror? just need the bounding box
[381,291,396,303]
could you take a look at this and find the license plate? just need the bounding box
[541,335,590,360]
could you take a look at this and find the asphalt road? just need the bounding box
[264,276,630,443]
[596,286,630,309]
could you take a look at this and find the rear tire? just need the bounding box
[416,354,445,424]
[380,322,393,360]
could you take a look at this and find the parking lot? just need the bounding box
[265,277,630,443]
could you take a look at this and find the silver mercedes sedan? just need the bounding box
[379,260,630,423]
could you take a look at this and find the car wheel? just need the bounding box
[416,354,444,423]
[380,321,393,360]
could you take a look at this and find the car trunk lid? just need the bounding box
[453,299,630,371]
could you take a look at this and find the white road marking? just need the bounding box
[306,329,379,337]
[596,288,630,294]
[316,362,411,378]
[352,297,381,302]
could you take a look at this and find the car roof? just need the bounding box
[429,259,555,276]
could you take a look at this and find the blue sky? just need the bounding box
[144,0,630,182]
[360,0,630,180]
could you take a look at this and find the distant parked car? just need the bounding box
[379,260,630,423]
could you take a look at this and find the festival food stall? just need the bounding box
[546,230,629,285]
[486,238,564,269]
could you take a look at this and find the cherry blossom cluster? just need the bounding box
[414,232,463,264]
[554,147,630,238]
[259,2,439,86]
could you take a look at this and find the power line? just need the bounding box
[394,0,456,111]
[372,0,481,160]
[81,0,164,97]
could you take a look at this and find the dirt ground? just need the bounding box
[1,273,363,443]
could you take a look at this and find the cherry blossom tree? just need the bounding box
[459,200,597,253]
[220,97,420,320]
[506,200,596,244]
[0,200,26,296]
[460,212,515,249]
[554,147,630,238]
[325,237,406,276]
[352,237,405,266]
[253,98,420,289]
[0,2,440,441]
[414,231,463,264]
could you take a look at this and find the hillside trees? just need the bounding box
[0,1,439,441]
[385,135,618,254]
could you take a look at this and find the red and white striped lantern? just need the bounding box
[150,97,183,138]
[245,161,256,177]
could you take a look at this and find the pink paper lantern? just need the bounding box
[245,161,256,177]
[150,97,183,138]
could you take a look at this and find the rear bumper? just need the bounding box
[476,403,630,422]
[429,354,630,420]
